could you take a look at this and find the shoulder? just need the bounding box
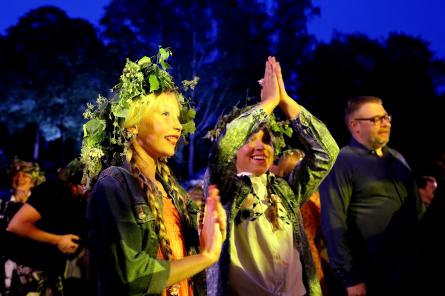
[386,146,410,167]
[29,180,65,201]
[339,145,358,157]
[98,166,131,181]
[331,145,357,167]
[91,166,135,198]
[386,146,404,159]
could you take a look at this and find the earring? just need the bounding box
[129,126,138,136]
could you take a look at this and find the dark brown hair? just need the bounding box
[344,96,382,125]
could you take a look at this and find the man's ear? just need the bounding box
[348,120,359,132]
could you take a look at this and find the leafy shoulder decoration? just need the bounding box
[81,47,197,183]
[205,104,293,156]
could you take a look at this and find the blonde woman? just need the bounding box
[82,49,225,296]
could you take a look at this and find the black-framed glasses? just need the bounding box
[354,114,392,125]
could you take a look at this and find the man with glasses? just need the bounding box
[319,96,423,296]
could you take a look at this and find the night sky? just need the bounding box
[1,0,445,59]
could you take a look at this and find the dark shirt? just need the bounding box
[319,138,422,293]
[416,178,445,294]
[5,181,87,273]
[28,180,87,240]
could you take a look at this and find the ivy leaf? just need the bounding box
[186,109,196,120]
[159,48,171,63]
[158,48,172,70]
[182,121,196,135]
[113,105,128,118]
[283,125,293,137]
[160,61,171,70]
[149,74,160,91]
[84,118,106,144]
[137,56,151,68]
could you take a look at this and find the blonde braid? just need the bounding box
[129,143,173,260]
[157,161,191,224]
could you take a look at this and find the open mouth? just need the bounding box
[251,154,267,161]
[165,135,179,145]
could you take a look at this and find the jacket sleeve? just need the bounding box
[88,172,170,295]
[319,153,364,287]
[208,105,268,200]
[286,106,339,205]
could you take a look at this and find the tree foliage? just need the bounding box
[3,1,445,179]
[0,6,114,162]
[99,0,317,178]
[297,32,445,173]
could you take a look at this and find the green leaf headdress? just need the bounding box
[205,104,293,156]
[10,157,46,186]
[81,47,197,184]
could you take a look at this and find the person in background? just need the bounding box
[6,159,87,296]
[82,48,226,296]
[320,96,423,296]
[270,149,304,178]
[416,157,445,295]
[187,180,205,210]
[417,175,437,208]
[1,158,46,224]
[206,56,338,296]
[0,158,45,296]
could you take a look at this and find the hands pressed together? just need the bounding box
[260,56,301,119]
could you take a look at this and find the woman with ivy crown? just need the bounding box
[206,57,339,296]
[81,48,226,296]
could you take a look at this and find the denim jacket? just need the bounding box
[207,105,339,296]
[88,165,205,296]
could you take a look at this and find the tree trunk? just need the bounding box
[188,133,196,177]
[33,127,40,161]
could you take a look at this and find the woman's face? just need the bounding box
[12,171,34,190]
[236,128,274,176]
[136,93,182,159]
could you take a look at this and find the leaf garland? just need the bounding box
[81,47,197,183]
[205,104,293,156]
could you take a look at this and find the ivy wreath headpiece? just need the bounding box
[205,104,293,157]
[81,47,197,183]
[10,157,46,186]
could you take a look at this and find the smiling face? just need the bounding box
[349,102,391,150]
[136,93,182,159]
[12,171,34,191]
[236,128,274,176]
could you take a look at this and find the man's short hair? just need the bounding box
[344,96,382,125]
[58,159,84,185]
[416,175,437,189]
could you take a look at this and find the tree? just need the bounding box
[0,6,114,164]
[297,33,445,173]
[100,0,318,178]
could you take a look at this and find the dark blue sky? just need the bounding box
[2,0,445,59]
[309,0,445,59]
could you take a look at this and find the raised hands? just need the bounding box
[262,56,301,119]
[199,185,226,264]
[260,57,281,113]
